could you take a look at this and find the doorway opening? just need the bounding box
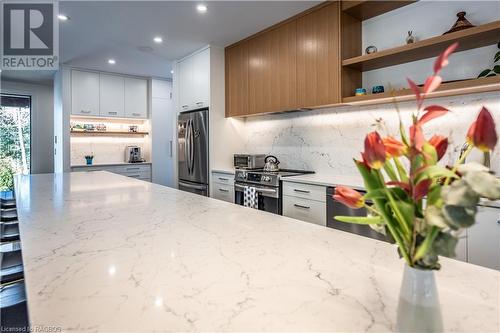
[0,94,32,180]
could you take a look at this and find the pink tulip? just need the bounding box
[334,186,364,209]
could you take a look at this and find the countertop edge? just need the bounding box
[71,162,152,168]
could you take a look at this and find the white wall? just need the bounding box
[362,1,500,90]
[1,80,55,174]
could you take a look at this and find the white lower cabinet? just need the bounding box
[467,205,500,270]
[283,196,326,226]
[71,164,151,182]
[211,172,234,203]
[283,182,326,226]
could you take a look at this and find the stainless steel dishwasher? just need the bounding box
[326,187,391,242]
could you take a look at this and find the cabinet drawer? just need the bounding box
[283,182,326,202]
[212,172,234,186]
[283,196,326,226]
[113,164,151,174]
[212,183,234,203]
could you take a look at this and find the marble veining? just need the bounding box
[243,92,500,175]
[15,172,499,332]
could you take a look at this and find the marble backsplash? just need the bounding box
[243,91,500,176]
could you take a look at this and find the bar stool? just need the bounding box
[1,249,24,284]
[1,198,16,209]
[0,281,29,329]
[0,223,20,243]
[0,208,18,222]
[0,241,21,253]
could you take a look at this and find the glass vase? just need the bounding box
[396,264,443,332]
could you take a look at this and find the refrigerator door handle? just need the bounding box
[184,120,190,174]
[189,119,195,176]
[179,181,206,191]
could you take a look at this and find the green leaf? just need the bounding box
[414,165,458,184]
[384,161,399,182]
[427,184,442,206]
[463,170,500,200]
[414,227,439,261]
[390,200,415,229]
[478,69,492,78]
[334,215,384,224]
[422,142,438,165]
[441,179,480,207]
[494,50,500,62]
[425,205,448,228]
[393,157,409,182]
[363,189,387,200]
[442,205,477,229]
[494,65,500,74]
[486,73,497,77]
[432,232,458,258]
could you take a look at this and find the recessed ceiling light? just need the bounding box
[153,36,163,43]
[196,4,207,13]
[108,59,116,65]
[170,70,174,74]
[58,14,69,21]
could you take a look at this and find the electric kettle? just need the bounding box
[263,155,280,172]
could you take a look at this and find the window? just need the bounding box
[0,94,32,176]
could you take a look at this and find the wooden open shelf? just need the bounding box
[341,76,500,106]
[70,131,149,136]
[342,1,416,21]
[342,20,500,71]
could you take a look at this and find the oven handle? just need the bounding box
[234,183,278,195]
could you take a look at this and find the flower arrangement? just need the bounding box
[334,42,500,270]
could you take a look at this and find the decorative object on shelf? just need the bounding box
[83,124,95,132]
[72,123,84,131]
[95,124,106,132]
[372,85,385,94]
[478,41,500,78]
[355,88,366,96]
[365,45,377,54]
[333,43,500,333]
[128,125,138,133]
[405,31,416,44]
[84,155,94,166]
[444,11,475,34]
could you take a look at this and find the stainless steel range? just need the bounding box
[234,169,314,215]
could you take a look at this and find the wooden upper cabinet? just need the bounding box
[225,42,249,117]
[225,2,341,116]
[297,2,341,107]
[248,20,297,115]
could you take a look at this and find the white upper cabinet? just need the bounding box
[125,77,148,118]
[71,70,100,116]
[178,47,210,112]
[99,74,125,117]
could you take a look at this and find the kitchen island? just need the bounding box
[14,172,499,332]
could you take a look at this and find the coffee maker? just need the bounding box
[125,146,144,163]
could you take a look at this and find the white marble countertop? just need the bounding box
[71,162,151,168]
[211,168,235,175]
[14,172,499,332]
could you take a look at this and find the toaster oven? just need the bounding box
[233,154,266,170]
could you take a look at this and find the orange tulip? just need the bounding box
[363,131,386,169]
[383,136,407,158]
[467,107,498,152]
[334,186,364,209]
[428,135,448,161]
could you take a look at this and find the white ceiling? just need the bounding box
[1,1,319,85]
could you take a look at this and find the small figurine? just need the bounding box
[372,85,385,94]
[355,88,367,96]
[444,12,475,34]
[365,45,378,54]
[406,31,416,44]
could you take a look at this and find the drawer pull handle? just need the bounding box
[196,102,204,106]
[182,105,189,108]
[219,188,229,193]
[294,204,310,209]
[132,113,140,116]
[294,189,310,193]
[218,177,228,181]
[81,110,91,114]
[126,167,140,171]
[108,111,118,115]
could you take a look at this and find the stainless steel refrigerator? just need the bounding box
[177,108,209,196]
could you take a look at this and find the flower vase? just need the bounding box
[396,265,443,333]
[85,158,93,166]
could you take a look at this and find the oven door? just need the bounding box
[234,183,280,215]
